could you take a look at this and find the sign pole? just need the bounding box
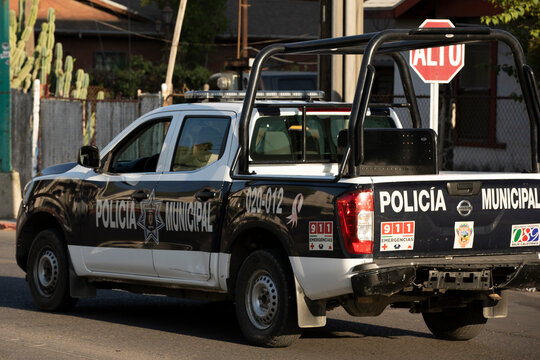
[0,0,21,219]
[409,20,465,135]
[0,0,11,172]
[429,82,439,135]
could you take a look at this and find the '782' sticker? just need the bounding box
[380,221,415,251]
[511,224,540,247]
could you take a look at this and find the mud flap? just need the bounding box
[294,276,326,328]
[483,290,508,319]
[69,268,96,298]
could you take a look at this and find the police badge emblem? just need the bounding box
[453,221,474,249]
[137,190,165,244]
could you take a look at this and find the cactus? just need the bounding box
[9,0,39,92]
[11,55,34,89]
[72,69,84,98]
[72,70,90,100]
[9,11,17,79]
[53,43,64,97]
[85,91,105,145]
[23,73,33,92]
[38,9,56,91]
[17,0,25,35]
[80,74,90,99]
[63,55,73,97]
[10,1,89,97]
[19,1,38,45]
[31,28,45,83]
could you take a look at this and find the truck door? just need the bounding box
[79,117,175,276]
[152,112,233,281]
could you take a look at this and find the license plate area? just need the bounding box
[426,270,491,290]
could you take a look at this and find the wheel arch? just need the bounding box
[226,223,293,298]
[17,210,66,272]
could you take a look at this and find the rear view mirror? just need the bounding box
[78,145,100,168]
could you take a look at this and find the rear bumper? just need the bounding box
[501,264,540,289]
[357,253,540,269]
[351,253,540,296]
[351,266,416,296]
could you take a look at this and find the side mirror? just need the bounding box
[78,145,100,168]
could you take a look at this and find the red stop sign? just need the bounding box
[409,19,465,83]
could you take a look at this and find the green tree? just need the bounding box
[143,0,228,67]
[92,55,211,98]
[94,0,228,98]
[481,0,540,78]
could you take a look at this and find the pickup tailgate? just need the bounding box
[372,176,540,259]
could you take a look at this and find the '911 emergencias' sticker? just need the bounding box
[309,221,333,251]
[380,221,415,251]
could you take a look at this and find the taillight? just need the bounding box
[337,190,374,254]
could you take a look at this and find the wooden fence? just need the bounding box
[10,90,162,189]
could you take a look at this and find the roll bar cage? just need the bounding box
[233,27,540,180]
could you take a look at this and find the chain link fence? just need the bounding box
[374,94,532,173]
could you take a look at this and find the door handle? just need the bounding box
[196,189,217,201]
[131,189,150,202]
[447,181,482,196]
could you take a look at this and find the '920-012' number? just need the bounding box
[246,187,283,214]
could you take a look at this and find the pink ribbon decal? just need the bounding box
[287,193,304,227]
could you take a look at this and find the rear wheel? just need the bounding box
[27,229,77,311]
[235,249,300,347]
[422,302,487,340]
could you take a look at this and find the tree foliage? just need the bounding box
[92,55,211,98]
[143,0,228,67]
[481,0,540,76]
[95,0,228,97]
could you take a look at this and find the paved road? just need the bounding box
[1,230,539,359]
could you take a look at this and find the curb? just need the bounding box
[0,221,16,231]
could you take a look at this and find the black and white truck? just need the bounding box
[16,27,540,347]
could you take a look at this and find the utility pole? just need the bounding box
[241,0,248,60]
[163,0,188,106]
[233,0,249,90]
[319,0,332,99]
[0,0,22,219]
[329,0,363,102]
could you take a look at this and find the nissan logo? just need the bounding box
[457,200,473,216]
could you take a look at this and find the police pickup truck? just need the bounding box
[16,27,540,347]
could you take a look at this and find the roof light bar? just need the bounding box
[185,90,325,102]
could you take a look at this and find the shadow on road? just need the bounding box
[303,317,432,340]
[1,275,431,345]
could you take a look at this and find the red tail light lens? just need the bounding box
[337,190,374,254]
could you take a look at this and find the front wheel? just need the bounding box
[27,229,77,311]
[235,249,300,347]
[422,302,487,340]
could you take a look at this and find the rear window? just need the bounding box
[250,113,395,163]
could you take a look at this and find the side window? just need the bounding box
[251,113,397,163]
[171,116,230,172]
[109,119,171,173]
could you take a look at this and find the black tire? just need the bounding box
[27,229,77,311]
[422,302,487,340]
[235,249,301,347]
